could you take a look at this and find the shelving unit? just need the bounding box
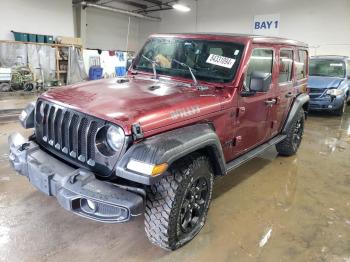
[0,40,83,85]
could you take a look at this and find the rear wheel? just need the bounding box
[144,154,213,250]
[276,109,305,156]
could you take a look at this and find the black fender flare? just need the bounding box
[115,124,226,185]
[282,93,310,134]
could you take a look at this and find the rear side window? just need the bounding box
[279,50,293,83]
[245,49,273,90]
[296,50,308,80]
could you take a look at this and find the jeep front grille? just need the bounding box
[35,99,125,177]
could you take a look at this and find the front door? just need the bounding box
[233,48,277,156]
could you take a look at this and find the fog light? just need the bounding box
[87,199,96,210]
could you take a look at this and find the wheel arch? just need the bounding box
[282,93,310,134]
[302,101,309,119]
[191,145,226,177]
[115,124,226,185]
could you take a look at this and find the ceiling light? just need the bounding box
[172,3,191,12]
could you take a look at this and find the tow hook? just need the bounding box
[69,173,80,184]
[19,143,30,151]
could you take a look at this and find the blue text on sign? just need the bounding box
[255,21,279,30]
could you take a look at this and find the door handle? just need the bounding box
[265,98,277,106]
[285,92,293,98]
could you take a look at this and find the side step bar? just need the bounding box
[225,134,287,173]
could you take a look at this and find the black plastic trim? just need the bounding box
[226,134,286,173]
[8,133,144,222]
[115,124,226,185]
[282,93,309,134]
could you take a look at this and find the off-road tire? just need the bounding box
[276,109,305,156]
[335,100,346,116]
[144,154,214,251]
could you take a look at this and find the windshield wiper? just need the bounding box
[172,59,198,86]
[142,55,158,79]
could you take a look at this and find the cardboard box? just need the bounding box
[56,36,82,46]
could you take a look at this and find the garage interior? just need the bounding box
[0,0,350,261]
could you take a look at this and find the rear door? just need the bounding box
[233,47,277,155]
[294,49,309,94]
[272,48,295,135]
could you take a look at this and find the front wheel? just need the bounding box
[144,154,214,250]
[276,109,305,156]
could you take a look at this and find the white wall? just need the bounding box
[138,0,197,49]
[85,8,140,52]
[82,1,197,52]
[0,0,74,40]
[139,0,350,57]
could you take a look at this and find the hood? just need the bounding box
[308,76,344,89]
[41,77,223,136]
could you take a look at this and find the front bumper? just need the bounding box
[309,95,345,111]
[8,133,144,223]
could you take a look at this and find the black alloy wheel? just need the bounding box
[292,118,304,151]
[180,177,209,233]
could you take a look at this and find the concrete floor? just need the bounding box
[0,109,350,262]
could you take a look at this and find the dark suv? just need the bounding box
[9,33,309,250]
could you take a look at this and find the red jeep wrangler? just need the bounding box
[9,33,309,250]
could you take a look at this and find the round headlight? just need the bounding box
[106,126,125,151]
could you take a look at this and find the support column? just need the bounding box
[74,3,87,46]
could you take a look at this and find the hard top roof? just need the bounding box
[150,33,308,47]
[311,55,349,60]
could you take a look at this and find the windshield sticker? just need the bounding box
[206,54,236,69]
[234,50,240,56]
[330,63,343,67]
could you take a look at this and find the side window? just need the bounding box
[245,49,273,90]
[279,50,293,83]
[347,60,350,77]
[296,50,308,80]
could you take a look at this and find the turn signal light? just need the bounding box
[151,163,169,177]
[127,159,168,176]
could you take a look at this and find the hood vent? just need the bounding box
[148,85,161,91]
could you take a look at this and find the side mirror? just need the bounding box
[250,71,272,92]
[126,58,135,70]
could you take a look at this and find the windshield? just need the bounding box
[309,59,346,78]
[133,37,244,83]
